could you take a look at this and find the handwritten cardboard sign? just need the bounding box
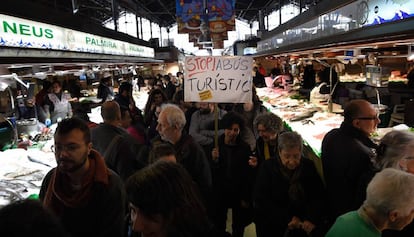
[184,56,253,103]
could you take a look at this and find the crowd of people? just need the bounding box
[3,69,414,237]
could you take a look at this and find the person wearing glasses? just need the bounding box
[322,99,380,228]
[254,132,325,237]
[248,112,284,168]
[39,117,126,237]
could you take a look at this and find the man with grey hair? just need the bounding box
[326,168,414,237]
[155,103,212,201]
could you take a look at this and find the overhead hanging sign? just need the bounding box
[184,56,253,103]
[176,0,235,49]
[0,13,154,58]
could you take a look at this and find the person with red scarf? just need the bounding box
[39,117,126,237]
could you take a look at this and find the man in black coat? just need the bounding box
[91,101,146,182]
[153,103,212,205]
[322,99,380,226]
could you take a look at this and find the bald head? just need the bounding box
[101,101,121,123]
[343,99,380,136]
[343,99,373,123]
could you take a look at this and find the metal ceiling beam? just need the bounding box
[156,0,176,24]
[238,0,256,19]
[239,0,281,23]
[133,0,166,25]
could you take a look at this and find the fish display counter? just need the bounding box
[0,144,55,206]
[0,125,56,207]
[256,87,344,157]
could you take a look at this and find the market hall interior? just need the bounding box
[2,0,414,237]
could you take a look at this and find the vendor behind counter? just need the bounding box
[43,81,73,124]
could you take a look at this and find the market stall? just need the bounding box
[256,87,343,157]
[0,139,55,207]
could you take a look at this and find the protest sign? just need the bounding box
[184,56,253,103]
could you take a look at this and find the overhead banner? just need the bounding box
[184,56,253,103]
[176,0,235,49]
[0,13,154,58]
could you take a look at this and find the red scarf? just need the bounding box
[43,149,110,215]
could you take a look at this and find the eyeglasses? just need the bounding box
[355,114,380,120]
[51,144,82,153]
[257,129,274,134]
[226,127,240,133]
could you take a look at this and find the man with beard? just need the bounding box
[248,112,284,168]
[39,118,126,237]
[154,103,212,207]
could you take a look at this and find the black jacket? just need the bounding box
[321,121,377,223]
[211,134,254,203]
[97,83,112,102]
[254,158,325,237]
[91,123,147,182]
[152,133,212,202]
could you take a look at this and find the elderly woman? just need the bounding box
[210,111,254,237]
[125,161,216,237]
[253,131,325,237]
[374,130,414,172]
[357,130,414,204]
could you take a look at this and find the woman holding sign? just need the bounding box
[210,111,255,237]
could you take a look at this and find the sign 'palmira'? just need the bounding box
[0,13,154,58]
